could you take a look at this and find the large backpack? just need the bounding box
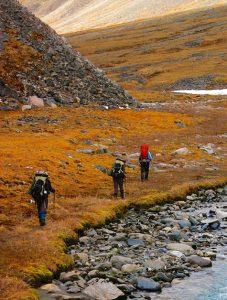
[110,161,125,178]
[140,144,149,159]
[29,174,48,199]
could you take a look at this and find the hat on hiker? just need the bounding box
[116,153,127,163]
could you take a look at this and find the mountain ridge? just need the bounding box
[20,0,227,33]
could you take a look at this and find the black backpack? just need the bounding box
[30,176,48,199]
[111,162,124,178]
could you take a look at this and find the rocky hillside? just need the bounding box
[20,0,227,33]
[0,0,135,110]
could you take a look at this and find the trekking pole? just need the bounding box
[53,192,56,209]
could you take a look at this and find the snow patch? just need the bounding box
[173,89,227,95]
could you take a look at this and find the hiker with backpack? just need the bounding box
[28,171,55,226]
[109,156,126,199]
[139,144,153,181]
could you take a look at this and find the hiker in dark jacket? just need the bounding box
[109,156,126,199]
[139,144,153,181]
[28,171,55,226]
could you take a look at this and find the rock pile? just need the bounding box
[39,186,227,299]
[0,0,136,110]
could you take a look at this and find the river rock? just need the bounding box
[144,259,165,271]
[169,250,185,258]
[111,256,133,269]
[75,253,89,264]
[136,277,161,292]
[60,271,80,283]
[40,283,63,293]
[166,243,194,254]
[83,280,126,300]
[178,220,191,229]
[188,255,212,267]
[121,264,141,273]
[127,239,145,246]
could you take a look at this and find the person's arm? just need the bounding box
[148,151,153,161]
[47,179,55,193]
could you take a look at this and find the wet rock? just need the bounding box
[136,277,161,292]
[83,280,126,300]
[188,255,212,267]
[154,272,172,283]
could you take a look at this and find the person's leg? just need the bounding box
[39,198,47,226]
[141,162,145,181]
[145,162,150,180]
[113,177,118,198]
[119,178,125,199]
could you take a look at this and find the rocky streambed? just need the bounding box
[39,186,227,300]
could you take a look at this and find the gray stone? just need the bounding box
[121,264,141,273]
[28,95,44,107]
[136,277,161,292]
[127,239,145,247]
[178,220,191,229]
[144,259,165,271]
[166,243,194,254]
[60,271,80,283]
[172,147,191,155]
[188,255,212,267]
[22,105,32,111]
[83,280,126,300]
[111,256,133,269]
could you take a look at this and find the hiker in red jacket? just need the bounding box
[139,144,153,181]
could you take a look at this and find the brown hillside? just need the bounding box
[67,5,227,103]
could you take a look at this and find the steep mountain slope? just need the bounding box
[67,5,227,102]
[20,0,227,33]
[0,0,135,110]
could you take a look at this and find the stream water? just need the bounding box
[150,247,227,300]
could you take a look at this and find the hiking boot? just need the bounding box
[39,219,46,226]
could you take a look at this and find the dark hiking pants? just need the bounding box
[113,177,124,199]
[140,162,150,181]
[35,197,48,225]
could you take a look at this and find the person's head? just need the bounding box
[35,170,48,177]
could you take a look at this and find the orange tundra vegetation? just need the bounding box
[0,105,226,299]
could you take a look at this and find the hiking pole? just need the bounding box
[53,192,56,209]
